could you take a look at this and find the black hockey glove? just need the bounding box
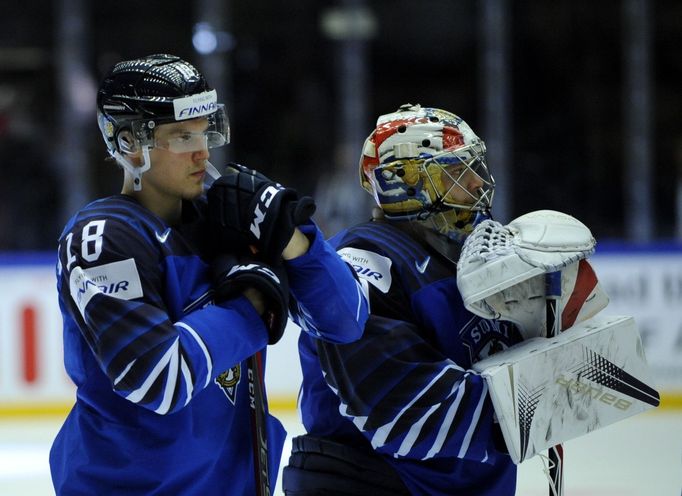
[206,164,316,264]
[212,254,290,344]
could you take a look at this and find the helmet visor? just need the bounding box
[132,104,230,154]
[157,130,227,154]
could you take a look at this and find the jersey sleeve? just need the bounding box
[315,315,503,465]
[329,223,435,326]
[284,222,368,343]
[58,215,269,415]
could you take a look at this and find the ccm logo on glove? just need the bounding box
[250,185,283,240]
[212,254,290,344]
[227,263,281,284]
[207,163,316,264]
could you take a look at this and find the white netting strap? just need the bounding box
[460,220,515,264]
[537,451,563,496]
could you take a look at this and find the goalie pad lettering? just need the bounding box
[471,314,660,464]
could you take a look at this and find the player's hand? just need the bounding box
[282,227,311,260]
[207,163,316,264]
[211,253,290,344]
[242,287,266,316]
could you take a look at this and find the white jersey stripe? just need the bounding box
[126,339,177,404]
[155,340,180,414]
[327,378,370,431]
[458,380,488,459]
[180,358,194,406]
[114,359,136,387]
[396,403,440,456]
[176,321,213,387]
[424,381,467,459]
[371,364,464,450]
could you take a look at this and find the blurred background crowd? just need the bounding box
[0,0,680,250]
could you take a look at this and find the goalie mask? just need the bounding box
[97,53,229,190]
[359,104,495,239]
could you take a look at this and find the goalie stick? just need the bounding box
[545,271,564,496]
[248,352,270,496]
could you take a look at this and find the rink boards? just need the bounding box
[0,245,681,415]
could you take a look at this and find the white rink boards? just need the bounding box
[1,248,681,410]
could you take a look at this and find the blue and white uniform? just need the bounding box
[297,220,522,496]
[50,194,367,495]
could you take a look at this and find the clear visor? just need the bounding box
[131,104,230,154]
[157,130,227,154]
[422,144,495,210]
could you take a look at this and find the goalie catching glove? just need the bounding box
[207,164,316,264]
[457,210,608,338]
[212,254,290,344]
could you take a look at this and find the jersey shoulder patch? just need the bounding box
[69,258,144,316]
[337,246,392,294]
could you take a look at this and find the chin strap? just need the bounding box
[113,145,152,191]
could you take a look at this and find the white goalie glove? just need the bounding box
[457,210,609,339]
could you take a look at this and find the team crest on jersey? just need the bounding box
[215,364,241,405]
[460,317,519,362]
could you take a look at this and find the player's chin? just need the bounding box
[183,184,205,200]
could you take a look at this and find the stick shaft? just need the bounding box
[248,352,270,496]
[545,272,564,496]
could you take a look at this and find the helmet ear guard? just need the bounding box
[116,130,138,155]
[112,145,152,192]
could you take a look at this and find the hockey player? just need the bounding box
[283,104,522,495]
[49,54,368,496]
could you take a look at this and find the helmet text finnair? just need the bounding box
[178,102,218,119]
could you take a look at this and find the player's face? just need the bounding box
[145,118,210,202]
[440,163,485,205]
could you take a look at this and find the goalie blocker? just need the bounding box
[472,314,660,464]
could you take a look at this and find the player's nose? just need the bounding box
[193,146,210,161]
[463,169,484,193]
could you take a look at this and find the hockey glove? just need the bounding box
[212,254,290,344]
[207,163,317,264]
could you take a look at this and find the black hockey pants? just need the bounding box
[282,435,411,496]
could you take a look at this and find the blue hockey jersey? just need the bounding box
[50,194,367,495]
[297,220,522,496]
